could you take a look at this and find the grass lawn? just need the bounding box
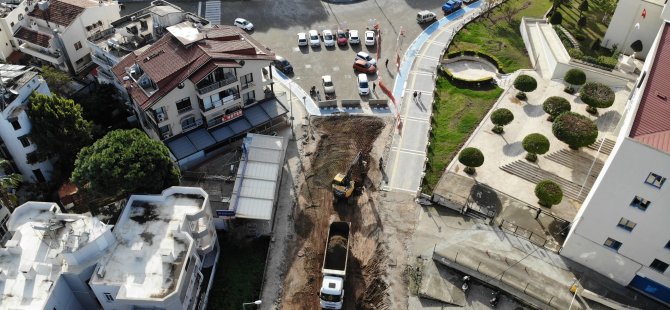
[207,234,270,310]
[423,78,503,192]
[447,0,551,72]
[556,1,612,56]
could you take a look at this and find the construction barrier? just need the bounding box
[368,99,389,109]
[317,100,338,108]
[340,99,361,108]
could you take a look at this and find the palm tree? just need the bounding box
[0,159,22,209]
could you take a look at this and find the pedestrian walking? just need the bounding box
[413,90,418,102]
[535,207,542,220]
[385,58,389,67]
[373,82,377,92]
[418,92,422,102]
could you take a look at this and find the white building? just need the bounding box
[0,201,116,309]
[561,8,670,305]
[602,0,665,59]
[89,186,219,310]
[0,64,54,183]
[0,0,121,74]
[87,0,208,88]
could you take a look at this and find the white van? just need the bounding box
[417,10,437,23]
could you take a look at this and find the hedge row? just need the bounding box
[445,50,506,73]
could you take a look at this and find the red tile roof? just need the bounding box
[112,25,275,110]
[28,0,98,27]
[630,23,670,154]
[14,27,52,48]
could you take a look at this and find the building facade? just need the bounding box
[0,64,53,183]
[89,186,219,310]
[601,0,664,59]
[561,12,670,305]
[0,0,121,74]
[0,201,116,309]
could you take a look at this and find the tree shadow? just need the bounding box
[523,103,545,118]
[468,183,503,217]
[502,141,524,157]
[596,110,622,133]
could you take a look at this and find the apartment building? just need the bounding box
[0,0,121,74]
[111,22,288,167]
[0,201,116,309]
[0,64,53,183]
[561,10,670,305]
[89,186,219,310]
[87,0,208,88]
[602,0,665,59]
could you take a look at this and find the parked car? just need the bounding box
[297,32,308,46]
[273,56,293,75]
[322,29,335,47]
[442,0,462,15]
[349,30,360,44]
[355,51,377,66]
[463,0,477,3]
[336,29,348,46]
[322,75,335,96]
[364,30,375,46]
[353,59,377,74]
[417,10,437,23]
[308,30,320,47]
[357,73,369,96]
[234,18,254,31]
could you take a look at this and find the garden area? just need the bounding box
[422,77,502,192]
[446,0,551,72]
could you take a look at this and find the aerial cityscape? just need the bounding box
[0,0,667,309]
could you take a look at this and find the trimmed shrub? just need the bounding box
[577,16,587,27]
[550,11,563,25]
[630,40,643,53]
[535,180,563,207]
[523,133,550,162]
[516,91,527,100]
[458,147,484,175]
[490,108,514,134]
[552,112,598,149]
[564,69,586,87]
[543,96,571,121]
[568,48,584,59]
[580,82,615,114]
[591,38,601,51]
[596,56,618,69]
[514,75,537,92]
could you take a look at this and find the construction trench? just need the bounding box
[280,115,394,310]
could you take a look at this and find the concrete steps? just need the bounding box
[545,149,604,178]
[500,160,591,203]
[586,138,615,155]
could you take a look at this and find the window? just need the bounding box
[242,90,255,105]
[17,14,23,21]
[645,172,666,188]
[103,292,114,302]
[650,259,669,273]
[617,218,636,232]
[637,71,647,88]
[75,57,85,65]
[176,97,192,114]
[0,213,9,239]
[630,196,651,211]
[32,169,45,183]
[181,117,197,131]
[10,119,20,130]
[74,41,82,50]
[604,238,622,251]
[665,240,670,250]
[240,73,253,89]
[154,106,168,122]
[140,20,148,30]
[10,22,14,27]
[18,136,30,148]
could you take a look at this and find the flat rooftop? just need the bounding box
[0,202,111,309]
[91,190,206,299]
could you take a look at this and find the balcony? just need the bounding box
[91,52,116,68]
[177,105,193,114]
[18,42,63,64]
[182,118,204,132]
[197,73,237,95]
[198,94,240,113]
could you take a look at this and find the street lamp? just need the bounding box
[242,300,261,309]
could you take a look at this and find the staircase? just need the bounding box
[586,138,615,155]
[500,160,592,203]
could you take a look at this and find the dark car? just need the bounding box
[273,56,293,74]
[442,0,462,14]
[352,59,377,74]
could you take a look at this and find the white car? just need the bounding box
[357,73,369,96]
[234,18,254,31]
[355,51,376,66]
[322,29,335,47]
[297,32,308,46]
[308,30,320,47]
[364,30,375,46]
[349,30,360,44]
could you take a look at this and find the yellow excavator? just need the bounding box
[332,152,365,203]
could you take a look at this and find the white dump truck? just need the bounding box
[319,221,351,309]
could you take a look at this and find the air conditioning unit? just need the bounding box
[156,113,166,122]
[162,132,171,139]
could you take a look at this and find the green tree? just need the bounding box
[564,69,586,88]
[490,108,514,134]
[535,180,563,207]
[72,129,180,196]
[513,74,537,92]
[77,84,132,138]
[552,112,598,149]
[0,159,22,209]
[580,82,615,114]
[542,96,571,121]
[40,65,72,97]
[578,0,589,19]
[550,11,563,25]
[458,147,484,175]
[27,94,93,176]
[522,133,550,162]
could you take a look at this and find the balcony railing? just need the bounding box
[87,27,116,42]
[197,74,237,94]
[241,82,255,90]
[177,105,193,114]
[199,94,240,112]
[182,118,204,132]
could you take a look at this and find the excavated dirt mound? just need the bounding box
[281,115,391,310]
